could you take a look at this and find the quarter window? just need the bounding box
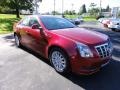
[20,17,30,26]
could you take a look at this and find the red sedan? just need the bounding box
[13,15,113,75]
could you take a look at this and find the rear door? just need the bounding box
[18,16,32,48]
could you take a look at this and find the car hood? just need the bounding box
[52,28,108,45]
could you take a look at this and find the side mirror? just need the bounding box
[31,24,43,30]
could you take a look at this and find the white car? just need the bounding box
[107,18,120,31]
[98,18,107,23]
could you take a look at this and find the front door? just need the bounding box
[27,17,48,56]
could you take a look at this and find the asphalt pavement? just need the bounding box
[0,22,120,90]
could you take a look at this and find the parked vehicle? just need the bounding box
[101,18,111,28]
[101,18,120,31]
[14,15,113,75]
[98,18,107,23]
[74,16,84,25]
[107,18,120,31]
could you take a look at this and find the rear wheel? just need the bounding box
[49,48,70,74]
[14,34,21,47]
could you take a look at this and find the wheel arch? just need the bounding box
[48,45,69,59]
[14,32,21,38]
[48,45,72,73]
[14,32,17,36]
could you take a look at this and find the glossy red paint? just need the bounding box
[14,15,112,75]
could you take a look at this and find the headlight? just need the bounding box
[108,39,113,53]
[76,42,93,58]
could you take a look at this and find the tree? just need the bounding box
[106,5,110,12]
[0,6,11,14]
[90,3,96,9]
[71,10,76,15]
[0,0,42,18]
[82,4,87,13]
[78,4,87,15]
[63,10,76,15]
[88,3,99,16]
[88,8,100,16]
[64,10,69,15]
[51,11,61,15]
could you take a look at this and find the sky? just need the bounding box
[38,0,120,13]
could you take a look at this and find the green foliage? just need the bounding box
[64,10,69,15]
[106,5,110,12]
[88,8,100,16]
[88,3,99,16]
[0,0,42,18]
[51,11,61,15]
[64,10,76,15]
[0,6,10,13]
[0,14,22,34]
[0,0,31,10]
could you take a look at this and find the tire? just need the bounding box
[49,48,70,74]
[111,28,116,31]
[14,34,21,47]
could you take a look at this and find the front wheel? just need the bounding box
[49,48,70,74]
[14,34,21,47]
[111,28,116,31]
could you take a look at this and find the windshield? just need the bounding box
[40,16,76,30]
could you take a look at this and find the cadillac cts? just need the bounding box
[13,15,113,75]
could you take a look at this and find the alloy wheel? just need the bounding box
[51,51,66,72]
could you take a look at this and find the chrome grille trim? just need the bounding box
[95,43,110,58]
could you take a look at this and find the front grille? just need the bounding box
[95,43,110,58]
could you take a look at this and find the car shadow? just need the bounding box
[2,33,16,46]
[2,29,120,90]
[13,43,120,90]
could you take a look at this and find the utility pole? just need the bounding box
[34,0,42,14]
[100,0,102,15]
[54,0,56,15]
[62,0,64,17]
[35,0,38,14]
[71,3,74,15]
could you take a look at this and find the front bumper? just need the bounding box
[70,56,111,75]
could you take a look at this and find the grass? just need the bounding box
[0,14,17,19]
[65,15,79,19]
[65,15,96,21]
[0,14,23,34]
[83,17,96,21]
